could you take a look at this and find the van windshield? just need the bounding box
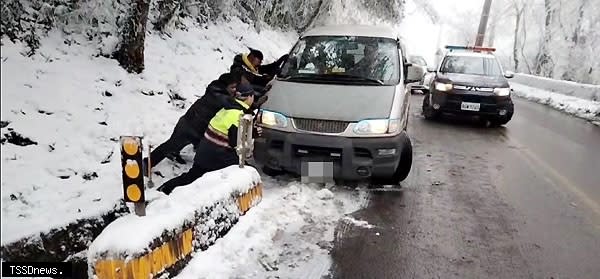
[279,36,400,86]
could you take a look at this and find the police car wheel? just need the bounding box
[422,93,440,120]
[489,111,513,127]
[489,117,510,127]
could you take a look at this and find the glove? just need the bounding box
[156,184,173,195]
[254,126,263,137]
[255,95,268,106]
[277,54,290,65]
[263,83,273,92]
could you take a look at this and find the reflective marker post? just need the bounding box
[120,136,146,216]
[236,114,255,168]
[147,144,154,189]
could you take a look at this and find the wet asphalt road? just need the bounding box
[329,95,600,279]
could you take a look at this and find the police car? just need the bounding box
[422,45,514,126]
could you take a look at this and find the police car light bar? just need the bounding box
[445,45,496,52]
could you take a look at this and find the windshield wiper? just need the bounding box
[280,74,323,82]
[326,74,384,85]
[281,73,384,85]
[278,74,341,85]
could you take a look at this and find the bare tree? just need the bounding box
[519,11,533,74]
[511,0,526,71]
[485,0,512,47]
[535,0,555,77]
[114,0,151,74]
[154,0,181,32]
[561,0,589,81]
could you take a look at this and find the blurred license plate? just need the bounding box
[461,102,480,111]
[301,161,334,184]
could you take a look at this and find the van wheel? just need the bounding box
[374,135,413,186]
[262,165,284,177]
[422,93,440,120]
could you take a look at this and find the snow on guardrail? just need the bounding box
[87,166,263,279]
[511,73,600,102]
[510,83,600,125]
[509,73,600,125]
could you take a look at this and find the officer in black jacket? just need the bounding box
[230,48,288,107]
[156,83,257,195]
[143,73,241,171]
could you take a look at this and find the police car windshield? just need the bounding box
[440,56,502,76]
[279,36,400,85]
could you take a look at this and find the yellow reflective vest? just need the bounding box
[204,99,250,148]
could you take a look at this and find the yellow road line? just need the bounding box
[505,135,600,226]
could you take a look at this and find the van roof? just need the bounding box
[302,25,398,39]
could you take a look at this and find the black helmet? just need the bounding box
[248,48,264,60]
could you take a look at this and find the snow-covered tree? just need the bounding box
[114,0,150,73]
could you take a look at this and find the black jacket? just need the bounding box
[182,79,236,136]
[230,54,289,92]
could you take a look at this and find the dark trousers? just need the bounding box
[147,117,203,167]
[157,139,239,194]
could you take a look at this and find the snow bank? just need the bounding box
[342,216,375,229]
[88,166,260,254]
[511,83,600,124]
[88,166,262,278]
[1,18,296,245]
[175,178,367,279]
[511,73,600,101]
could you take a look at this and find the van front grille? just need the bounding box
[293,145,342,161]
[292,118,349,133]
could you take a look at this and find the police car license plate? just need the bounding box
[460,102,480,111]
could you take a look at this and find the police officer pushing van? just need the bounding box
[157,83,257,195]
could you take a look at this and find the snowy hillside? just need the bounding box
[0,18,296,244]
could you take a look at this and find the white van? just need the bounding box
[254,25,422,184]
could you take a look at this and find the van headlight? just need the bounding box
[435,82,453,92]
[259,110,288,128]
[493,87,510,96]
[354,119,401,135]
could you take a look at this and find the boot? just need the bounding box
[167,153,187,164]
[142,158,149,177]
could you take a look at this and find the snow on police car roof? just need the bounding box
[302,24,398,39]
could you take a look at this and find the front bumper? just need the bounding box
[254,128,410,180]
[431,89,514,117]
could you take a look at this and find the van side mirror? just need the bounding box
[504,71,514,79]
[405,65,424,84]
[427,67,435,73]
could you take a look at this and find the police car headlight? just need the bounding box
[260,110,288,128]
[494,87,510,96]
[435,82,453,92]
[354,119,401,135]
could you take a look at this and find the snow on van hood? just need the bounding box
[262,80,396,121]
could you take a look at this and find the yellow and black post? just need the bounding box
[120,136,146,216]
